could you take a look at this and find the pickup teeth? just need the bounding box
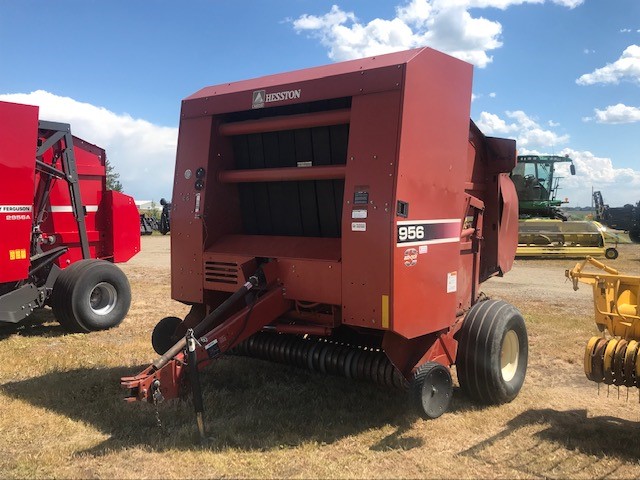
[231,332,409,390]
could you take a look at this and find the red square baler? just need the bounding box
[122,47,526,431]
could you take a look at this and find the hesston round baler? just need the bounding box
[0,101,140,332]
[121,47,528,436]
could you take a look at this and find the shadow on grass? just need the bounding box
[0,356,435,454]
[0,309,67,340]
[461,408,640,476]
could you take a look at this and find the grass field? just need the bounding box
[0,236,639,478]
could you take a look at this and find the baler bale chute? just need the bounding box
[121,47,528,436]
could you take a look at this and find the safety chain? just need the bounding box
[151,379,164,430]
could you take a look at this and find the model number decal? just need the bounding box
[398,225,425,242]
[396,219,461,247]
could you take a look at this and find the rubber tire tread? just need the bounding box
[151,316,183,355]
[456,299,528,405]
[51,259,131,333]
[410,361,452,419]
[51,260,96,332]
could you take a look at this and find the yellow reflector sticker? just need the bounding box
[382,295,389,329]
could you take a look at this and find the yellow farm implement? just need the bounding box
[566,257,640,387]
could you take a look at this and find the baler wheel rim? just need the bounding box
[89,282,118,316]
[500,330,519,382]
[410,361,452,420]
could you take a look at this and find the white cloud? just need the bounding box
[478,110,640,206]
[292,0,582,68]
[548,119,560,127]
[546,148,640,207]
[583,103,640,124]
[620,28,632,33]
[476,110,569,149]
[488,92,497,98]
[0,91,177,201]
[583,48,595,54]
[576,44,640,85]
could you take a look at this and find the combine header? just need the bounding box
[122,47,527,436]
[0,101,140,332]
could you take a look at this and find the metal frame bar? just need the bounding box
[37,121,91,259]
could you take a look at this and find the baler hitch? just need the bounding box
[121,265,291,439]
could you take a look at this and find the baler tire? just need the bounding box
[410,361,452,419]
[52,260,131,332]
[151,316,183,355]
[51,260,95,332]
[456,299,528,405]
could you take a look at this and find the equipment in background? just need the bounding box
[511,155,614,258]
[158,198,171,235]
[593,191,640,244]
[140,214,158,235]
[121,47,527,439]
[566,257,639,390]
[0,101,140,332]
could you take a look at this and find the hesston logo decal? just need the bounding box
[252,89,301,109]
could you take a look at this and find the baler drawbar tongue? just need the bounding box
[121,266,288,439]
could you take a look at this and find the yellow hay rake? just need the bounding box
[566,257,640,387]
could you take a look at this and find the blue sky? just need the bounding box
[1,0,638,207]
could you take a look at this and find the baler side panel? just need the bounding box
[392,50,474,339]
[342,91,401,330]
[171,116,212,303]
[0,102,39,283]
[171,116,213,303]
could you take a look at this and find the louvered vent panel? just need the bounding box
[204,261,239,285]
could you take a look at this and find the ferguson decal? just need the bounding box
[252,89,301,109]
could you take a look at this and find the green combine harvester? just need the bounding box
[511,155,617,259]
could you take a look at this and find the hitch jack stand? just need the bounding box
[186,329,207,442]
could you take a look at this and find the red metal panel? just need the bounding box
[391,49,474,339]
[103,190,140,263]
[278,258,341,305]
[182,64,404,118]
[341,91,401,330]
[187,49,420,101]
[206,235,340,261]
[219,109,350,136]
[0,101,38,283]
[171,116,212,303]
[218,165,345,183]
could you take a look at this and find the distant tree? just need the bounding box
[106,159,123,192]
